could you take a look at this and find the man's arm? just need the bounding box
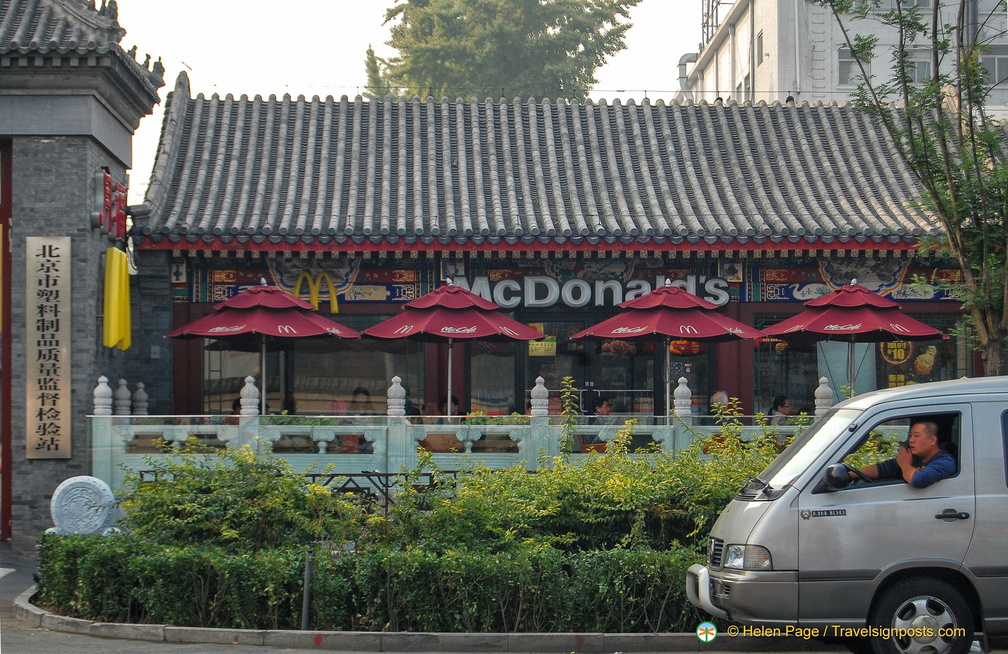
[909,451,958,489]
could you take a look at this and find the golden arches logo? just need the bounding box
[294,272,340,313]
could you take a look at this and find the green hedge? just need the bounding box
[36,535,703,632]
[36,403,791,632]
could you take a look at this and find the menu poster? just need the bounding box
[25,237,72,459]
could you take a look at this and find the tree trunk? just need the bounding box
[981,337,1006,377]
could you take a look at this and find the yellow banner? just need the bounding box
[102,247,131,350]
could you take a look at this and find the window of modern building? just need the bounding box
[980,52,1008,87]
[757,31,764,66]
[908,58,932,83]
[839,48,868,86]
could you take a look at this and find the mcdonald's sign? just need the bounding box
[294,271,340,313]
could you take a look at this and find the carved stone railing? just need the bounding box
[88,374,833,491]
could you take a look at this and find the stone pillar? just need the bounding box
[92,376,113,416]
[90,377,115,486]
[113,379,132,416]
[815,377,835,417]
[385,377,410,472]
[239,376,260,416]
[529,376,549,417]
[131,382,148,416]
[673,377,692,417]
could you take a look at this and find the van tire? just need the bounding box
[868,578,974,654]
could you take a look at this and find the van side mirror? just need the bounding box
[823,463,852,490]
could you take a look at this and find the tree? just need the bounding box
[372,0,641,101]
[817,0,1008,375]
[365,45,394,99]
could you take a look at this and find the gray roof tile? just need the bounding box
[132,73,942,251]
[1,0,164,95]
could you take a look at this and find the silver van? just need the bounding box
[685,376,1008,654]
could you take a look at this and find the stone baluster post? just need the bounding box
[239,376,260,416]
[524,376,550,466]
[529,376,549,417]
[815,377,834,417]
[668,377,694,452]
[131,382,148,415]
[386,377,409,473]
[91,376,114,488]
[93,376,113,416]
[673,377,692,417]
[113,379,132,416]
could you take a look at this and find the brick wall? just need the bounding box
[8,135,131,553]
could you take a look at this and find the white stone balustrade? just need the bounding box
[87,374,835,492]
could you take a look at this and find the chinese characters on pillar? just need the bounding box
[25,237,72,459]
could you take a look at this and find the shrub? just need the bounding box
[37,535,701,633]
[39,404,793,631]
[116,443,361,551]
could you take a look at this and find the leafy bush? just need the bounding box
[39,401,794,631]
[37,535,701,633]
[116,443,362,551]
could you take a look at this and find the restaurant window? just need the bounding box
[470,340,518,415]
[201,315,426,416]
[753,312,969,416]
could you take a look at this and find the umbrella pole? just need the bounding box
[447,339,453,420]
[261,336,267,416]
[665,337,671,426]
[848,339,855,397]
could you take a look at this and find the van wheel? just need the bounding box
[868,578,974,654]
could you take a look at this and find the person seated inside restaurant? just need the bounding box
[438,395,461,424]
[349,386,372,415]
[767,395,794,425]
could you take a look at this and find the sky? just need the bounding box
[116,1,704,204]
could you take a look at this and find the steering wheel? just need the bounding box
[843,463,874,484]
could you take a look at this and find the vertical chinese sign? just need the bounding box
[25,237,72,459]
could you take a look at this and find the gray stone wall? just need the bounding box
[8,135,129,553]
[125,250,174,415]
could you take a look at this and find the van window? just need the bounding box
[1002,410,1008,488]
[841,412,961,485]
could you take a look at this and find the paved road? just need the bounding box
[0,542,1001,654]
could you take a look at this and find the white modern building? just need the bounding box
[675,0,1008,107]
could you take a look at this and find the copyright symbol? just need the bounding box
[727,625,739,637]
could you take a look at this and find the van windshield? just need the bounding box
[757,408,861,491]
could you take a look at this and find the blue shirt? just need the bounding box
[876,449,957,488]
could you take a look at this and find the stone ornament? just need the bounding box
[48,476,117,536]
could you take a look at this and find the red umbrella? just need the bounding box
[762,281,943,392]
[364,282,544,418]
[572,284,765,422]
[166,282,361,414]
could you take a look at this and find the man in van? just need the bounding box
[855,419,957,488]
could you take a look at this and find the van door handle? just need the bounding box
[935,509,970,521]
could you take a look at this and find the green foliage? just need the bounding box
[37,535,700,633]
[558,375,579,458]
[464,411,529,425]
[116,444,360,551]
[815,0,1008,375]
[40,426,784,632]
[375,0,641,100]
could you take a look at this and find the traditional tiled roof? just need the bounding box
[131,72,939,252]
[0,0,163,96]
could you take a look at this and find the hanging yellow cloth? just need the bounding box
[102,247,131,350]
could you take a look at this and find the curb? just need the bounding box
[12,584,839,652]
